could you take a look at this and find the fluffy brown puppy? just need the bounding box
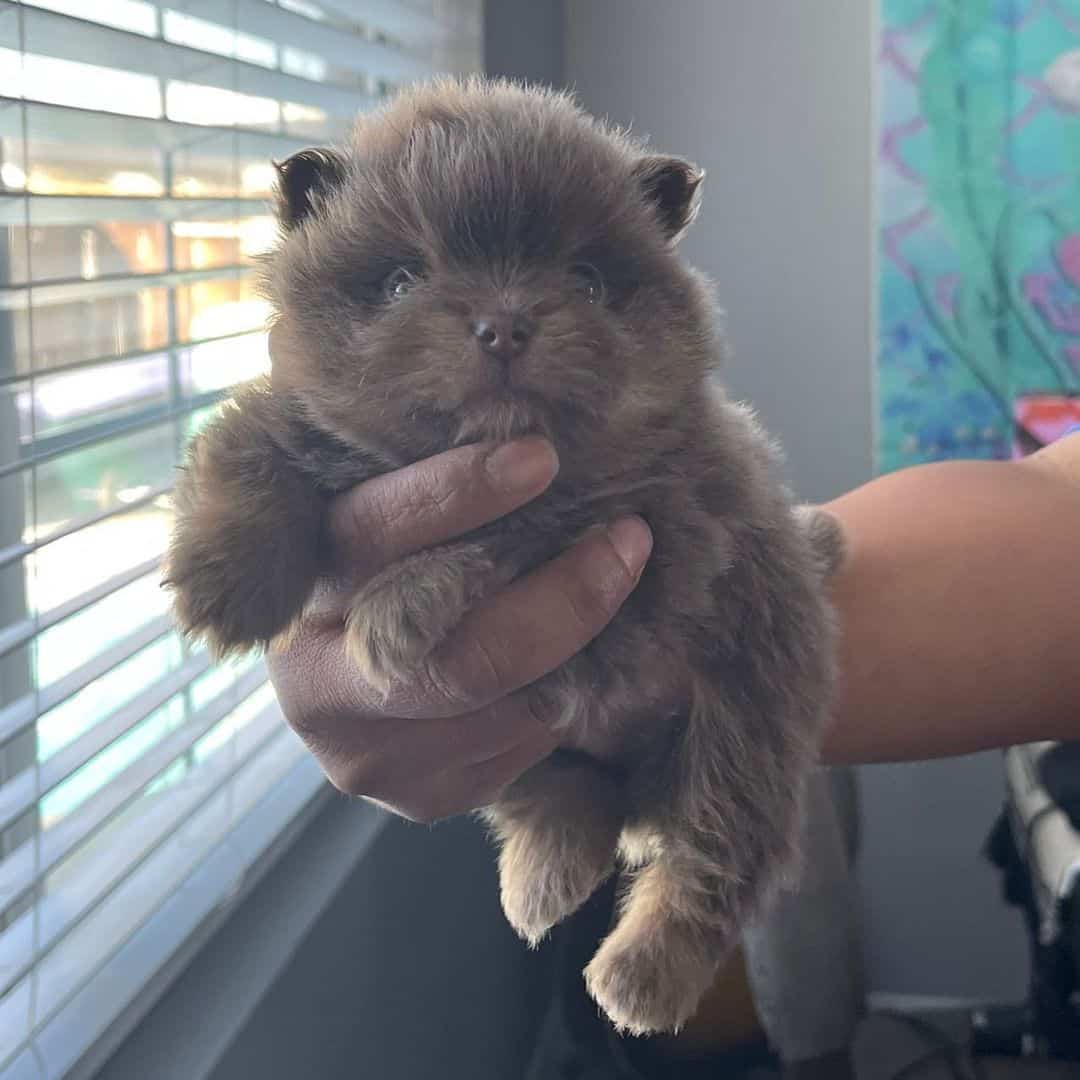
[166,77,842,1036]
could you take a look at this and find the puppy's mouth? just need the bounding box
[429,339,607,445]
[452,385,552,443]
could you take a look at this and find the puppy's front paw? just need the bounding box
[167,538,310,657]
[345,545,493,690]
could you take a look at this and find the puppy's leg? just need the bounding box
[793,504,845,578]
[167,384,323,655]
[484,751,625,947]
[345,542,496,690]
[585,674,822,1036]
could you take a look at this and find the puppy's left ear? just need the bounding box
[633,155,705,243]
[273,148,347,230]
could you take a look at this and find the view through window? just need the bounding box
[0,0,481,1072]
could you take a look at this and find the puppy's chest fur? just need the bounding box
[489,477,745,758]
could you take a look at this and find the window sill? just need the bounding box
[69,780,388,1080]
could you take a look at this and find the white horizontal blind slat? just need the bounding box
[0,650,213,834]
[0,97,312,161]
[0,725,321,1073]
[180,0,434,80]
[7,3,377,120]
[6,0,436,104]
[316,0,440,41]
[0,483,172,570]
[0,696,284,1004]
[30,749,325,1080]
[0,194,268,229]
[0,663,270,912]
[0,390,226,483]
[0,326,264,392]
[0,261,254,305]
[0,0,479,1073]
[0,558,165,661]
[0,616,173,748]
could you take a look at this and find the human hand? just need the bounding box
[266,437,653,822]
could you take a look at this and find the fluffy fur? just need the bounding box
[166,77,842,1035]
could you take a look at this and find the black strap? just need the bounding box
[1038,742,1080,833]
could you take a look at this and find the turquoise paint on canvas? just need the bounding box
[878,0,1080,473]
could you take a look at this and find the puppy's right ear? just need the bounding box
[273,148,346,230]
[632,155,705,244]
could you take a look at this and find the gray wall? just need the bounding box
[205,816,550,1080]
[565,0,872,505]
[563,0,1027,1001]
[100,807,551,1080]
[484,0,563,87]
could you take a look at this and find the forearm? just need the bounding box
[821,444,1080,765]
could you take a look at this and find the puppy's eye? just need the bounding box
[572,263,605,304]
[384,267,419,302]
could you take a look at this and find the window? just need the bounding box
[0,1,481,1074]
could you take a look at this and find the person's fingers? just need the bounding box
[272,515,653,723]
[385,516,654,718]
[268,514,652,823]
[325,437,559,579]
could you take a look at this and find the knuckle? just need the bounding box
[270,657,342,746]
[327,755,381,798]
[424,635,503,711]
[330,460,467,570]
[396,793,457,825]
[328,483,407,576]
[337,488,392,569]
[400,468,459,522]
[277,700,323,745]
[522,685,559,732]
[372,468,453,545]
[563,547,631,631]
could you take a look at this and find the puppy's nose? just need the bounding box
[471,314,534,363]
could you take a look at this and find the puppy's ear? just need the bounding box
[273,148,346,230]
[632,155,705,243]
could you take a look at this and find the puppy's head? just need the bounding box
[264,77,715,459]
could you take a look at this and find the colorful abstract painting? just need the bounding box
[878,0,1080,473]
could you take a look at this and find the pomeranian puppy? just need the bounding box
[166,77,842,1035]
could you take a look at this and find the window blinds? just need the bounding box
[0,1,481,1075]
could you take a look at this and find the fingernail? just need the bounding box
[485,438,559,496]
[606,517,653,579]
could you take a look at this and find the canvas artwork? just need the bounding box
[878,0,1080,472]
